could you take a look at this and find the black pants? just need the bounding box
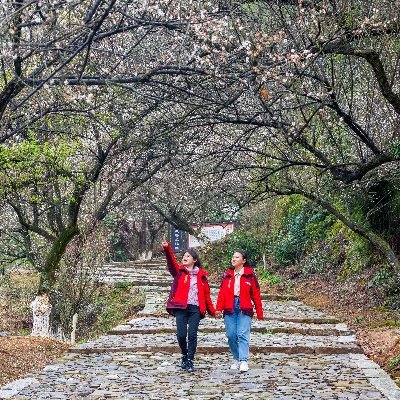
[175,304,201,360]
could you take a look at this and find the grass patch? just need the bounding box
[258,269,283,285]
[78,284,145,341]
[0,271,146,341]
[261,330,274,334]
[0,271,39,334]
[388,355,400,372]
[383,320,400,328]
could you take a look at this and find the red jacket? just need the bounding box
[163,243,215,318]
[216,267,264,319]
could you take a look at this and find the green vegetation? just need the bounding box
[0,272,39,334]
[0,134,78,198]
[257,270,282,285]
[201,193,400,310]
[0,271,145,341]
[388,355,400,372]
[78,284,145,341]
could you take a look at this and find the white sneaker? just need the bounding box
[239,361,249,372]
[230,361,240,370]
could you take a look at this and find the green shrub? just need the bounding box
[113,281,134,289]
[200,229,264,275]
[372,268,400,309]
[267,196,334,267]
[388,355,400,371]
[0,272,39,334]
[257,269,282,285]
[201,192,400,310]
[78,285,145,341]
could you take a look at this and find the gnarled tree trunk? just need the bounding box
[33,225,79,339]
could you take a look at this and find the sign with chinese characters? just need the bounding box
[188,223,235,248]
[169,225,186,252]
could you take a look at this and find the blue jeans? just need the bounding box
[224,296,252,362]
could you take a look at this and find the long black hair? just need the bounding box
[185,248,202,268]
[233,249,251,267]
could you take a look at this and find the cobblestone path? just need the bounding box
[1,260,400,399]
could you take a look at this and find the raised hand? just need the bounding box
[161,239,169,248]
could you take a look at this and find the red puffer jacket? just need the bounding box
[216,267,264,319]
[163,243,215,318]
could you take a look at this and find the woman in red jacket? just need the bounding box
[215,250,263,372]
[161,239,215,373]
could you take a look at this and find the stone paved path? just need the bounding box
[1,259,400,399]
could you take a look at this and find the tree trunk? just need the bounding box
[262,253,268,270]
[39,225,79,291]
[300,191,400,270]
[33,225,79,339]
[30,294,52,338]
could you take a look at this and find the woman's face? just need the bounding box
[182,252,196,267]
[232,252,246,268]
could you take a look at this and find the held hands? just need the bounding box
[214,311,223,319]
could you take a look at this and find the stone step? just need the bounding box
[129,311,340,324]
[101,264,167,269]
[126,285,167,292]
[101,263,167,269]
[123,294,341,323]
[124,316,347,331]
[102,260,165,268]
[98,278,172,287]
[112,316,352,336]
[109,326,351,336]
[99,268,163,275]
[100,266,167,272]
[99,277,300,302]
[69,331,361,356]
[97,279,221,290]
[261,294,298,301]
[103,262,165,267]
[98,275,302,303]
[106,258,165,264]
[263,300,337,320]
[98,272,170,280]
[101,284,298,303]
[3,353,398,399]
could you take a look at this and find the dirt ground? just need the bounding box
[268,276,400,384]
[0,336,69,386]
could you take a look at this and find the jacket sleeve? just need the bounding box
[215,274,225,312]
[162,243,180,277]
[203,277,216,316]
[251,273,264,319]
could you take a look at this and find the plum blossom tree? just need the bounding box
[162,0,400,269]
[1,0,400,335]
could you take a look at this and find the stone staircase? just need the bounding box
[1,258,400,399]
